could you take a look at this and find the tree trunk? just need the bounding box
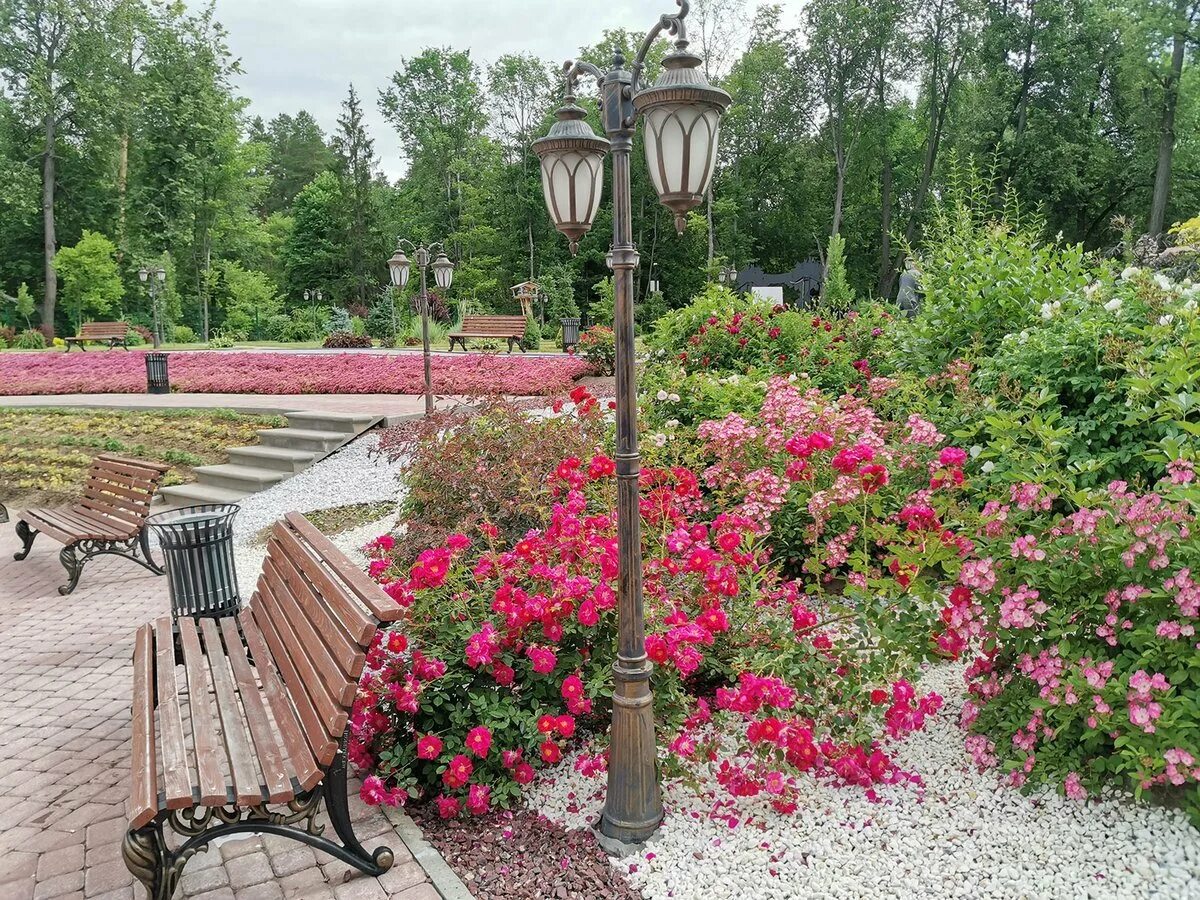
[41,114,58,337]
[1148,0,1189,239]
[706,188,715,268]
[116,131,129,263]
[831,153,847,238]
[878,151,894,297]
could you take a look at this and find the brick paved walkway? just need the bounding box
[0,526,439,900]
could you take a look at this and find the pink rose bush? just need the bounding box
[350,388,946,817]
[945,474,1200,817]
[0,350,590,397]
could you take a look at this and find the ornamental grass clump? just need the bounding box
[352,388,948,818]
[941,472,1200,821]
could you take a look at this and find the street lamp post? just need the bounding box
[533,0,730,847]
[138,267,167,348]
[717,264,738,288]
[303,289,324,340]
[387,241,454,416]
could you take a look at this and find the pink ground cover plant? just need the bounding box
[350,388,949,817]
[0,350,591,397]
[944,472,1200,820]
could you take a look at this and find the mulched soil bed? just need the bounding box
[410,806,642,900]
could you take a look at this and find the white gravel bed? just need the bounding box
[528,664,1200,900]
[224,432,406,587]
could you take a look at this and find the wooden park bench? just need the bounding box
[64,321,132,351]
[449,314,528,353]
[122,512,403,900]
[12,454,170,595]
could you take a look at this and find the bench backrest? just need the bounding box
[246,512,403,768]
[79,321,129,338]
[459,315,527,336]
[77,454,171,529]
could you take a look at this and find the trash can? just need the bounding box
[146,352,170,394]
[561,317,581,350]
[147,504,241,619]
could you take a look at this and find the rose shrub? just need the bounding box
[353,388,948,816]
[944,471,1200,821]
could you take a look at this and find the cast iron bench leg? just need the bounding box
[13,520,38,560]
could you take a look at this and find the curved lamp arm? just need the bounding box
[560,0,691,98]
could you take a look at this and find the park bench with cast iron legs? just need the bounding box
[449,314,528,353]
[64,320,132,350]
[122,511,404,900]
[13,454,170,595]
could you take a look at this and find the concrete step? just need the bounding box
[227,445,318,473]
[257,427,350,453]
[190,463,291,494]
[285,411,382,435]
[159,482,250,507]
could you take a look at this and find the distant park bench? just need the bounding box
[64,321,132,351]
[449,315,527,353]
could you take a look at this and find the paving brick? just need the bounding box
[0,853,38,884]
[278,869,332,900]
[80,861,131,897]
[232,882,284,900]
[35,846,84,882]
[30,870,83,899]
[331,877,387,900]
[391,886,440,900]
[179,865,230,897]
[0,879,34,900]
[375,863,426,896]
[225,854,273,892]
[267,848,316,879]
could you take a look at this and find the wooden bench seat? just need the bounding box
[449,314,528,353]
[13,454,170,594]
[122,512,404,900]
[64,321,131,350]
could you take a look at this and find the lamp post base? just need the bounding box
[596,657,663,847]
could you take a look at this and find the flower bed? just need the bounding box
[0,350,591,397]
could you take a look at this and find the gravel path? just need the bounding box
[528,664,1200,900]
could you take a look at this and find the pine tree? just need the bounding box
[332,84,379,306]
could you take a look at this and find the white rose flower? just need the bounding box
[1104,298,1123,313]
[668,393,680,403]
[1040,302,1055,320]
[970,445,983,458]
[665,419,680,429]
[656,389,668,401]
[652,433,667,447]
[981,461,996,474]
[1159,314,1175,326]
[1121,266,1140,281]
[1184,300,1198,313]
[1154,274,1172,290]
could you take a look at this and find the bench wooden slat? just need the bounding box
[200,618,262,807]
[220,616,294,803]
[154,616,194,810]
[238,610,325,790]
[69,506,141,537]
[130,624,158,830]
[178,617,228,806]
[256,569,348,739]
[286,512,403,625]
[269,526,368,673]
[250,584,339,766]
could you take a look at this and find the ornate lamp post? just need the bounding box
[717,264,738,288]
[303,288,324,340]
[387,241,454,416]
[138,266,167,347]
[533,0,730,846]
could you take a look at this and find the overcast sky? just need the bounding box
[192,0,804,180]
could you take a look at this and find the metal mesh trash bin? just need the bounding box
[148,504,241,619]
[561,317,581,350]
[146,352,170,394]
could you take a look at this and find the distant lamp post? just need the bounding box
[138,266,167,347]
[717,265,738,288]
[533,0,730,847]
[303,288,324,341]
[388,240,454,416]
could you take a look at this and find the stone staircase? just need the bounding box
[159,411,382,507]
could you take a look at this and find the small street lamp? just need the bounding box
[387,241,454,416]
[138,266,167,347]
[717,264,738,288]
[303,288,324,340]
[533,0,730,847]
